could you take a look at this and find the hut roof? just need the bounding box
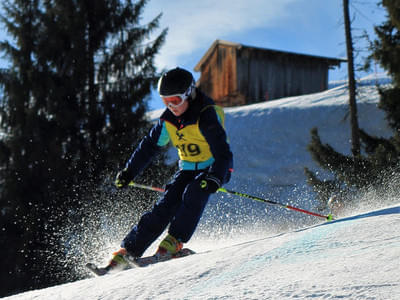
[194,39,347,72]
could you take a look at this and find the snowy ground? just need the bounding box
[3,204,399,300]
[3,75,400,299]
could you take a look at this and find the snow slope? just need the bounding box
[198,77,393,234]
[3,77,400,299]
[3,204,399,300]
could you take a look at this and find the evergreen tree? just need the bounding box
[305,1,400,212]
[0,0,171,296]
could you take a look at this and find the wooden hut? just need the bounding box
[194,40,346,107]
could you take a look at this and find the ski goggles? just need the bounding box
[161,84,194,108]
[162,95,186,108]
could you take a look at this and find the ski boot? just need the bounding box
[86,248,131,276]
[155,234,183,258]
[107,248,131,271]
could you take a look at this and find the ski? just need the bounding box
[132,248,195,268]
[85,248,195,276]
[86,263,117,276]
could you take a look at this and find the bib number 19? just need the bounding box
[177,143,201,157]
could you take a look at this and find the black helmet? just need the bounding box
[157,67,195,98]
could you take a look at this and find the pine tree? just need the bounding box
[305,1,400,212]
[0,0,170,296]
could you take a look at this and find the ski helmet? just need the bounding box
[157,67,195,99]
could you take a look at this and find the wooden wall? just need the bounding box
[197,43,334,107]
[197,44,245,107]
[236,47,329,104]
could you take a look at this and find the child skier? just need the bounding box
[109,67,233,270]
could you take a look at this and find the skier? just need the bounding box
[108,67,233,270]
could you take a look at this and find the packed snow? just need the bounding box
[3,75,399,300]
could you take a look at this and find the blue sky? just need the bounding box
[0,0,387,110]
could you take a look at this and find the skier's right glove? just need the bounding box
[115,168,132,188]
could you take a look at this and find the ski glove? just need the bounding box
[199,174,221,194]
[115,168,132,188]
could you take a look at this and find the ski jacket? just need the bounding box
[124,90,233,183]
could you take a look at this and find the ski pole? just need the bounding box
[128,181,165,193]
[217,187,333,221]
[128,181,334,221]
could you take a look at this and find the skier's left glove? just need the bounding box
[115,168,132,188]
[199,174,221,194]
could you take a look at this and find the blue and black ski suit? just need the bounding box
[121,90,233,257]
